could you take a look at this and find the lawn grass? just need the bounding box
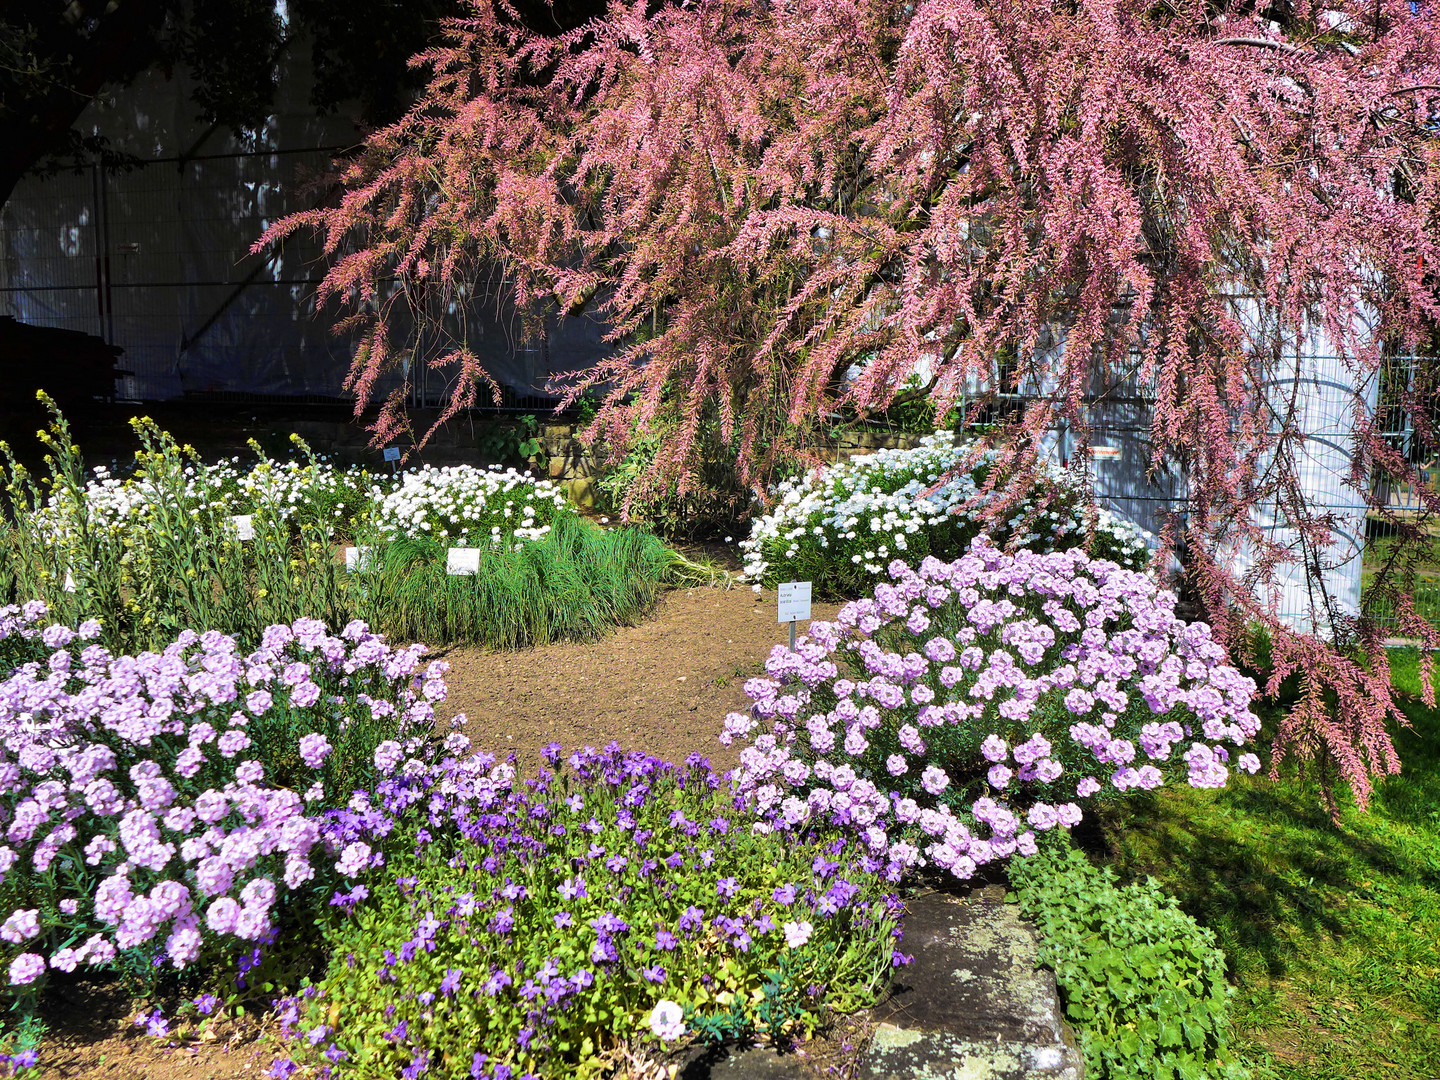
[1095,651,1440,1079]
[1361,531,1440,630]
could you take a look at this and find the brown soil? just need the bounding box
[440,584,842,774]
[33,583,845,1078]
[36,976,272,1079]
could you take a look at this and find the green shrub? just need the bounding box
[1009,844,1247,1080]
[594,411,752,539]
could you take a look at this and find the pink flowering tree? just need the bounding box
[256,0,1440,808]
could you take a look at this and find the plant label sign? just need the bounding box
[232,514,254,541]
[382,447,402,462]
[777,581,812,624]
[446,547,481,576]
[62,571,76,594]
[1089,445,1122,463]
[344,546,375,572]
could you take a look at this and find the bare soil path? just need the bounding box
[440,584,843,774]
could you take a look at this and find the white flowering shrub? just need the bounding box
[725,539,1260,882]
[35,448,391,550]
[740,434,1151,596]
[371,464,568,549]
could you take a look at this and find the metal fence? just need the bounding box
[0,148,607,406]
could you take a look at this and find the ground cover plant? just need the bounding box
[1010,843,1244,1080]
[739,435,1152,596]
[0,403,692,653]
[726,540,1261,880]
[1094,652,1440,1080]
[271,745,903,1080]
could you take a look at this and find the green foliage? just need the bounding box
[1099,675,1440,1080]
[594,410,752,539]
[834,374,962,435]
[349,512,678,648]
[475,415,549,473]
[1009,843,1246,1080]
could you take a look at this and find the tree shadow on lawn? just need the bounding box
[1090,695,1440,985]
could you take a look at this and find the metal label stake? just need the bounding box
[777,580,812,650]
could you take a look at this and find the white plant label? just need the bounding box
[62,571,76,593]
[232,514,254,540]
[382,447,402,462]
[344,546,375,572]
[777,580,812,624]
[1089,445,1122,463]
[446,547,481,576]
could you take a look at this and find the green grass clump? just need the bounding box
[1096,652,1440,1080]
[1010,843,1246,1080]
[352,512,685,649]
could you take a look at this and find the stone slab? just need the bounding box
[677,1043,808,1080]
[860,887,1083,1080]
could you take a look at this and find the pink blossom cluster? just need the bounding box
[0,615,453,989]
[725,538,1261,881]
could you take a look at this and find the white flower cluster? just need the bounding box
[740,433,1152,590]
[370,464,567,549]
[35,457,389,546]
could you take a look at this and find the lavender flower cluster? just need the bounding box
[269,745,904,1080]
[725,538,1261,880]
[0,607,452,993]
[0,602,53,675]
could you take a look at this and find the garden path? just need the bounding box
[440,584,845,774]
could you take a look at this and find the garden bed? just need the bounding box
[19,585,844,1079]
